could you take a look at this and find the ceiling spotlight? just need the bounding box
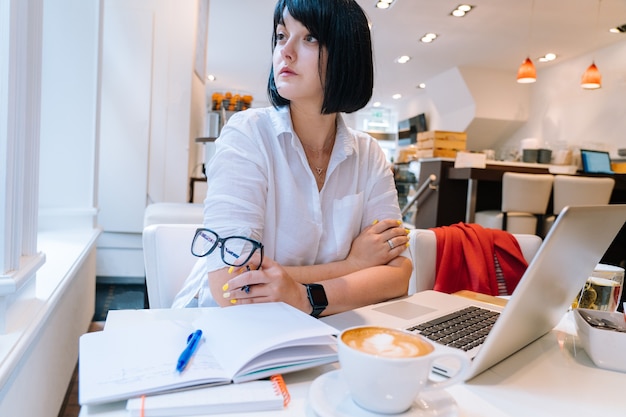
[206,74,216,82]
[375,0,394,9]
[451,4,474,17]
[609,24,626,33]
[392,93,402,100]
[416,83,426,89]
[395,55,411,64]
[420,33,438,43]
[538,53,557,62]
[373,101,382,107]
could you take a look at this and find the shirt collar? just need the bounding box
[270,106,357,159]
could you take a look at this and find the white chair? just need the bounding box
[143,202,204,227]
[407,228,542,295]
[543,175,615,235]
[142,223,202,308]
[474,172,554,236]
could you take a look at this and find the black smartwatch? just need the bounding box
[304,284,328,318]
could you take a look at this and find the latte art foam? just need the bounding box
[342,327,433,358]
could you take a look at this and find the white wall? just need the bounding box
[39,1,99,223]
[96,0,206,278]
[503,40,626,158]
[400,40,626,157]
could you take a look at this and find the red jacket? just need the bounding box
[431,223,528,296]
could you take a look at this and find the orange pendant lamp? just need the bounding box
[517,57,537,83]
[581,1,603,90]
[581,62,602,89]
[517,0,537,84]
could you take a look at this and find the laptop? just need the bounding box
[322,205,626,380]
[580,149,614,174]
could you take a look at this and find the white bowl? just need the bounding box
[574,308,626,373]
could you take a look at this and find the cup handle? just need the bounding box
[424,348,471,391]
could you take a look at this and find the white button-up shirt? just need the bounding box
[172,106,403,307]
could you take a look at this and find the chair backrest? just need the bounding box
[552,175,615,215]
[501,172,554,214]
[407,228,542,295]
[142,223,202,308]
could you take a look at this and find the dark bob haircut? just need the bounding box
[267,0,374,114]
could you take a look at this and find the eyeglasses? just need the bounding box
[191,228,264,267]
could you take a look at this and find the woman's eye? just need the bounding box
[305,35,318,43]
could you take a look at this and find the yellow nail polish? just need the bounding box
[222,283,229,291]
[228,266,234,274]
[406,242,410,247]
[372,219,378,225]
[397,220,402,225]
[223,292,230,298]
[405,228,410,234]
[230,299,237,304]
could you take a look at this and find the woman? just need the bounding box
[173,0,412,316]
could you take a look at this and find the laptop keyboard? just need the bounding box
[406,306,500,352]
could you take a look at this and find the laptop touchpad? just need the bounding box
[373,301,436,320]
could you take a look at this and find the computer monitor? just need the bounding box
[580,149,614,174]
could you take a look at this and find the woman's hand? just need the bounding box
[346,219,409,270]
[220,254,312,314]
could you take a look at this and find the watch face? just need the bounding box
[308,284,328,306]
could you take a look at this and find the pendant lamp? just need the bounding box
[517,0,536,84]
[581,1,602,90]
[517,57,537,83]
[581,62,602,90]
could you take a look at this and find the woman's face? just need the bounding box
[272,9,327,107]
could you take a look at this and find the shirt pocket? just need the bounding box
[332,192,364,259]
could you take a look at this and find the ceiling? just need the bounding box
[205,0,626,121]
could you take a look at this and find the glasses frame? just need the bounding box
[191,228,264,268]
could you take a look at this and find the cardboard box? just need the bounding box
[416,130,467,158]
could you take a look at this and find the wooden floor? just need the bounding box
[57,322,104,417]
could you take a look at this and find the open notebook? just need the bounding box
[323,205,626,380]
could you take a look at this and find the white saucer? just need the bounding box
[308,369,458,417]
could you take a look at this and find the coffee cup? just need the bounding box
[573,263,625,312]
[338,326,470,414]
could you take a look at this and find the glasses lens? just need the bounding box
[192,229,218,257]
[222,237,257,266]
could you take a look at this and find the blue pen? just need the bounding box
[176,329,203,372]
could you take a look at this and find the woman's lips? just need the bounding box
[279,67,296,76]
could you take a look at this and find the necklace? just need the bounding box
[314,167,324,177]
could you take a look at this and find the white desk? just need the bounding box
[79,308,625,417]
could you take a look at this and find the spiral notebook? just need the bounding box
[126,375,290,417]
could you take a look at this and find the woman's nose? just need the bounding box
[280,41,295,62]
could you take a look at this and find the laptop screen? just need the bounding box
[580,149,614,174]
